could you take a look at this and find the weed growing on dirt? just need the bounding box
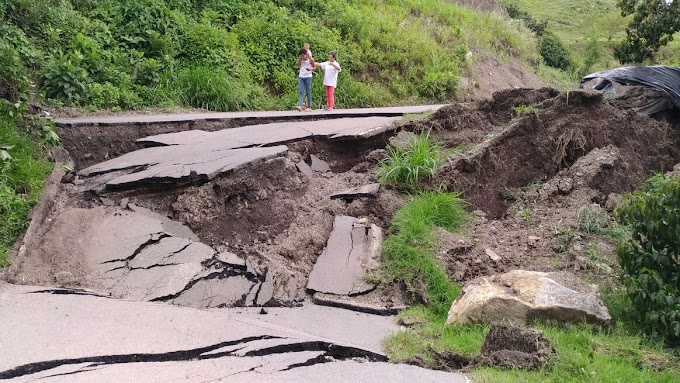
[377,131,450,190]
[512,103,539,118]
[380,191,467,316]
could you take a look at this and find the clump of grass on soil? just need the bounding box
[380,191,467,317]
[376,131,450,190]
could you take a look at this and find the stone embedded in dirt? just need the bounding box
[366,149,387,163]
[485,248,501,262]
[330,183,380,200]
[307,216,383,296]
[446,270,612,326]
[296,160,314,177]
[478,324,554,370]
[310,154,331,173]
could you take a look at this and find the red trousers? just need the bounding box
[325,86,335,109]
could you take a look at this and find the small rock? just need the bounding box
[573,244,583,252]
[119,198,129,208]
[310,154,331,173]
[60,172,75,184]
[485,248,501,262]
[259,308,268,315]
[472,210,487,217]
[296,160,314,177]
[100,197,116,206]
[366,149,388,163]
[605,193,622,211]
[528,236,541,242]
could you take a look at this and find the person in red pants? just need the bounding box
[316,52,341,111]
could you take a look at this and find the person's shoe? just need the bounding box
[295,105,303,111]
[304,108,312,112]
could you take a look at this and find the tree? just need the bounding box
[615,0,680,63]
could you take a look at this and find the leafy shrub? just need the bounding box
[42,52,89,105]
[377,131,449,190]
[540,31,571,70]
[616,174,680,346]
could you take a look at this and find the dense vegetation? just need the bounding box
[0,103,55,266]
[617,174,680,346]
[505,0,680,84]
[0,0,540,112]
[615,0,680,63]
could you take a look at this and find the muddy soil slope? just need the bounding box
[417,88,680,284]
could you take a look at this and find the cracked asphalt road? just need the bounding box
[0,282,468,382]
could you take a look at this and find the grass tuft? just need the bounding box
[377,131,450,190]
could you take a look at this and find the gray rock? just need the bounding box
[296,160,314,177]
[330,183,380,200]
[447,270,611,326]
[307,216,383,296]
[310,154,331,173]
[388,130,417,151]
[485,248,501,262]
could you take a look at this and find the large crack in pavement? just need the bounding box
[0,336,387,380]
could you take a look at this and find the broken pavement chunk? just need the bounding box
[310,154,331,173]
[296,160,314,177]
[307,216,383,296]
[330,183,380,200]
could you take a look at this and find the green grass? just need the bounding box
[377,131,451,190]
[0,115,53,266]
[1,0,541,111]
[385,291,680,382]
[380,191,467,316]
[506,0,680,72]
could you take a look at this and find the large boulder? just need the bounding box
[446,270,611,326]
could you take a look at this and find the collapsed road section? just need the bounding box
[4,116,412,313]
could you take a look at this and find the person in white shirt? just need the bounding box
[316,52,341,111]
[296,48,316,111]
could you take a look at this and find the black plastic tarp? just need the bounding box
[581,65,680,111]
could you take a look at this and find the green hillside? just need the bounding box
[0,0,540,112]
[505,0,680,73]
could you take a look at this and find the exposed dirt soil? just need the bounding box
[478,324,554,369]
[418,88,680,286]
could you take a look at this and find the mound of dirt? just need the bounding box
[478,324,554,370]
[428,89,679,218]
[417,88,680,285]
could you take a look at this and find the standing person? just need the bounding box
[316,52,341,111]
[296,48,316,111]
